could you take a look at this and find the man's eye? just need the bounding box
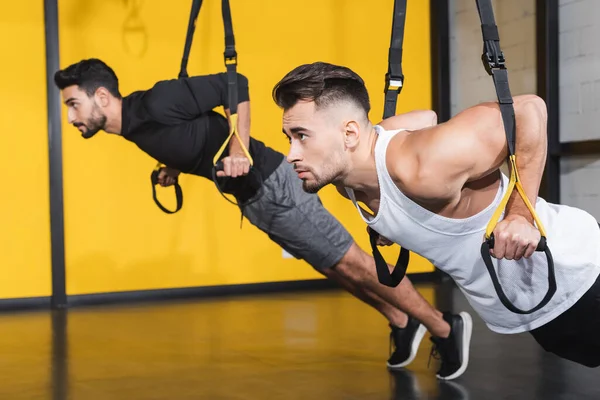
[299,134,307,141]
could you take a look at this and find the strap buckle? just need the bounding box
[482,44,506,75]
[384,73,404,93]
[224,46,237,66]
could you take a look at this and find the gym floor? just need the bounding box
[1,279,598,400]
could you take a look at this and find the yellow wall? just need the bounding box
[0,3,52,298]
[57,0,433,295]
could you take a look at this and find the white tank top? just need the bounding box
[347,125,600,333]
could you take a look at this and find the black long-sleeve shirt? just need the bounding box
[120,73,283,196]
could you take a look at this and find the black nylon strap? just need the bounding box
[481,239,556,314]
[369,228,409,287]
[383,0,407,119]
[151,0,242,214]
[369,0,410,288]
[179,0,203,79]
[481,24,499,40]
[476,0,556,314]
[150,0,204,214]
[492,70,516,155]
[209,0,264,210]
[222,0,238,114]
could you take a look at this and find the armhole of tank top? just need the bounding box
[345,187,375,223]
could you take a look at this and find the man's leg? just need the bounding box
[243,160,447,336]
[324,243,449,337]
[530,274,600,368]
[321,261,409,328]
[242,160,471,379]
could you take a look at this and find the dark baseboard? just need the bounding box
[0,272,438,312]
[0,296,51,312]
[67,278,340,308]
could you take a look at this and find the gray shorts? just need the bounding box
[243,160,354,271]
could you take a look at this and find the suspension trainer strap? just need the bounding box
[150,0,203,214]
[476,0,556,314]
[383,0,407,119]
[222,0,237,114]
[179,0,204,79]
[369,0,410,288]
[210,0,263,212]
[212,0,253,167]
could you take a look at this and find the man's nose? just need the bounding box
[286,143,301,165]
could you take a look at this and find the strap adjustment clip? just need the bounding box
[384,73,404,93]
[224,46,237,66]
[482,46,505,75]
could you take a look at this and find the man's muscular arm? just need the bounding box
[384,97,547,260]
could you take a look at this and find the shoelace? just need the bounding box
[427,343,442,369]
[429,335,456,370]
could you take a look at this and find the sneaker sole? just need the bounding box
[387,323,427,369]
[437,312,472,381]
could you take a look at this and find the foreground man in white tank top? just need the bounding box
[272,62,600,371]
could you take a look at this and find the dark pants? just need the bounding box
[530,273,600,367]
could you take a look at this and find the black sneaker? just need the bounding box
[428,311,472,380]
[387,315,427,369]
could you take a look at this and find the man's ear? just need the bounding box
[344,120,361,149]
[94,87,111,107]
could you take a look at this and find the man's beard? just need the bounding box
[74,109,107,139]
[302,179,327,194]
[301,165,342,194]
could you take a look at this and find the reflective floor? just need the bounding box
[0,280,599,399]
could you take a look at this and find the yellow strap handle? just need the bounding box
[212,113,254,166]
[485,155,547,238]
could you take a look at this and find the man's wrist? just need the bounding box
[505,192,535,224]
[229,140,249,155]
[504,208,534,224]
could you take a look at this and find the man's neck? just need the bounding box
[336,126,380,194]
[103,98,123,135]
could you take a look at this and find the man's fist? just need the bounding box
[157,167,180,187]
[216,154,251,178]
[489,214,541,261]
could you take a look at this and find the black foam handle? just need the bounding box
[480,237,556,315]
[150,169,183,214]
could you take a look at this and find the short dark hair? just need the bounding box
[272,62,370,117]
[54,58,122,99]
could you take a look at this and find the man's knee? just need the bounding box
[331,243,372,283]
